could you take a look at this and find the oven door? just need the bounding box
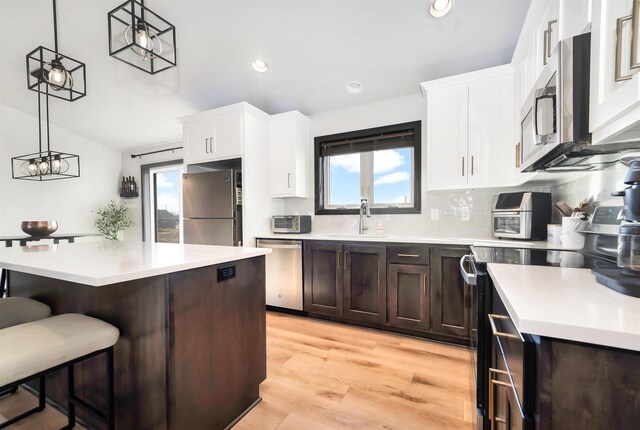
[492,212,531,239]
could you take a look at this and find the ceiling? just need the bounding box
[0,0,531,151]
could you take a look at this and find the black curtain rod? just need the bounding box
[130,146,183,159]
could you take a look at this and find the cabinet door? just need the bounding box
[431,248,471,340]
[590,0,640,138]
[468,74,515,188]
[388,264,430,331]
[207,112,243,161]
[343,244,387,324]
[426,84,469,190]
[183,121,210,164]
[303,241,343,317]
[269,119,297,197]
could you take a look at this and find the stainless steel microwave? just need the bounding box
[271,215,311,234]
[520,33,592,172]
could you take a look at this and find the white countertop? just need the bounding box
[0,241,270,287]
[488,263,640,351]
[256,233,580,250]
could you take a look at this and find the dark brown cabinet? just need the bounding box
[302,240,471,345]
[388,264,430,331]
[430,247,471,340]
[303,241,343,316]
[343,244,387,324]
[304,241,386,322]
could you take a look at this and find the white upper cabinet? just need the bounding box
[515,0,592,112]
[425,83,469,190]
[590,0,640,144]
[468,74,516,188]
[422,66,516,191]
[269,111,310,198]
[182,109,243,165]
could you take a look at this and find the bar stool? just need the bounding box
[0,314,119,429]
[0,297,51,329]
[0,297,52,397]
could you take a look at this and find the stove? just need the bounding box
[471,246,617,271]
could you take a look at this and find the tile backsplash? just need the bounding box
[285,185,548,239]
[550,164,627,222]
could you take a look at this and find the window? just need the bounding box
[315,121,421,214]
[146,164,184,243]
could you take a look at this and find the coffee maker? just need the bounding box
[592,161,640,297]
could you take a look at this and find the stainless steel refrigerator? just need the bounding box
[182,170,242,246]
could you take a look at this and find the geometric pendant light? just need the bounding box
[108,0,177,74]
[25,0,87,102]
[11,91,80,181]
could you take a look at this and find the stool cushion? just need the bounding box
[0,314,119,388]
[0,297,51,330]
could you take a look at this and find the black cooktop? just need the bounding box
[472,246,617,270]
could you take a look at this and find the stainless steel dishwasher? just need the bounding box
[256,239,303,311]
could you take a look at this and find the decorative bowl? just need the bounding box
[21,221,58,237]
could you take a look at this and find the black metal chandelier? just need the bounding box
[11,91,80,181]
[26,0,87,102]
[108,0,177,74]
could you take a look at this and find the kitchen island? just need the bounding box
[0,241,270,430]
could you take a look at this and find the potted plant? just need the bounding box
[95,200,134,241]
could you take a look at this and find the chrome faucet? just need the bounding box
[359,198,371,235]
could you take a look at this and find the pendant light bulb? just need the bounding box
[51,155,61,174]
[49,66,65,84]
[135,25,150,49]
[38,159,49,175]
[28,160,39,176]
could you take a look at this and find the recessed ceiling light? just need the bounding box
[252,59,268,73]
[429,0,453,17]
[345,81,364,94]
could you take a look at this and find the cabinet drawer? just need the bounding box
[388,245,430,265]
[488,311,535,424]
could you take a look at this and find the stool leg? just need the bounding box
[38,376,46,411]
[67,364,75,428]
[107,347,115,430]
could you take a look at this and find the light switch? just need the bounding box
[430,209,439,220]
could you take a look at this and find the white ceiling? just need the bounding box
[0,0,531,151]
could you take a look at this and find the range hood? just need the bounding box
[529,141,640,172]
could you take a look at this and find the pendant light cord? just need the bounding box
[46,90,51,153]
[52,0,58,53]
[37,92,42,154]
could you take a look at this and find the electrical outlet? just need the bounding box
[461,208,470,221]
[125,203,136,210]
[430,209,439,220]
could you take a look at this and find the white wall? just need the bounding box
[285,93,545,239]
[0,103,121,235]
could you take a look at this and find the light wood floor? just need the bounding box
[0,312,475,429]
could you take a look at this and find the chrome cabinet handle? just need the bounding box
[461,157,465,177]
[205,138,210,153]
[488,368,512,429]
[398,253,420,258]
[337,251,342,271]
[616,15,634,82]
[515,142,521,168]
[488,314,521,339]
[543,28,550,66]
[287,173,291,188]
[423,273,427,296]
[632,0,640,69]
[345,251,350,267]
[471,156,475,176]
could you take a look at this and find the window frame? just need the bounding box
[314,121,421,215]
[140,159,183,242]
